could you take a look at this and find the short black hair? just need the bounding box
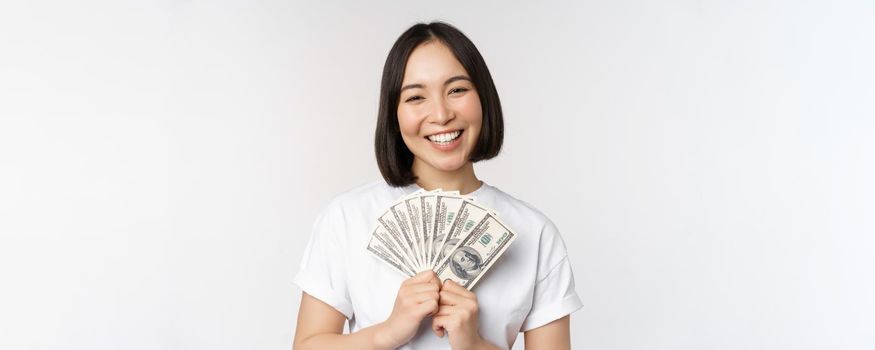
[375,21,504,187]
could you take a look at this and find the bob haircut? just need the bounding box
[375,21,504,187]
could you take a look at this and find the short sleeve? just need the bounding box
[520,220,584,332]
[292,203,354,319]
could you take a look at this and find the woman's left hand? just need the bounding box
[431,280,495,350]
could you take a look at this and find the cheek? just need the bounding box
[458,96,483,145]
[459,95,483,128]
[396,108,421,137]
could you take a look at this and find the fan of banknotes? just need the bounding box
[366,188,517,290]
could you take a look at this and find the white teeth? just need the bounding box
[427,130,461,143]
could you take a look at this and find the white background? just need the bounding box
[1,0,874,349]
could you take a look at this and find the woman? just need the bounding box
[293,22,582,349]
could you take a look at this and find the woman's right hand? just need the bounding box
[376,270,441,349]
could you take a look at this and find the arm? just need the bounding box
[293,271,441,350]
[293,292,391,350]
[523,315,571,350]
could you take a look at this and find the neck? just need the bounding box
[411,159,482,195]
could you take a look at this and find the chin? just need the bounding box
[432,158,468,172]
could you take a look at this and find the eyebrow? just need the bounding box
[400,75,472,93]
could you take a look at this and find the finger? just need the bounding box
[440,288,478,307]
[407,282,440,294]
[417,298,439,317]
[397,281,438,300]
[427,273,441,289]
[431,316,446,338]
[434,305,462,317]
[420,270,438,281]
[409,290,441,304]
[405,270,437,285]
[438,289,468,306]
[432,315,459,333]
[439,292,478,318]
[442,279,476,298]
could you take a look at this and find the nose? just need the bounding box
[429,98,454,125]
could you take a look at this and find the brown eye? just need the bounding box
[449,87,469,95]
[405,95,424,103]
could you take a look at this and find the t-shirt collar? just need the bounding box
[404,180,487,197]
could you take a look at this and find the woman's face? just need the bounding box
[397,41,482,173]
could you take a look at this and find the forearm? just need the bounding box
[474,341,501,350]
[294,322,395,350]
[474,337,502,350]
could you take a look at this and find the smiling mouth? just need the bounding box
[425,130,463,144]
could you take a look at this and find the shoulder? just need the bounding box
[324,179,387,204]
[480,183,569,264]
[313,179,405,228]
[482,183,557,232]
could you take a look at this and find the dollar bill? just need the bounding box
[378,210,423,272]
[434,213,516,290]
[388,200,426,270]
[403,195,426,270]
[366,224,417,276]
[432,199,494,268]
[429,193,466,267]
[420,193,437,267]
[366,231,416,277]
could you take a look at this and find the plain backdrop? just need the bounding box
[1,0,874,349]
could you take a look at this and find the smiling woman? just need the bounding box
[293,22,581,350]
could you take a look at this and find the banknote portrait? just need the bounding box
[449,246,483,279]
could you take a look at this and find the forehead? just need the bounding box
[402,41,469,84]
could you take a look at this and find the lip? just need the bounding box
[425,129,464,152]
[424,129,463,137]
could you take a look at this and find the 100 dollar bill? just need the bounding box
[434,213,516,290]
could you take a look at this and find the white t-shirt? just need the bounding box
[293,180,583,349]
